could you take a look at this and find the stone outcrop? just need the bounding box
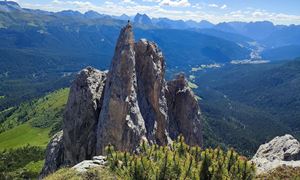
[39,131,64,179]
[135,39,169,145]
[40,23,203,178]
[252,134,300,174]
[96,24,146,154]
[166,74,203,146]
[63,67,107,166]
[40,67,107,178]
[72,156,107,173]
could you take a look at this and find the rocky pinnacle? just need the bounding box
[96,23,147,153]
[40,24,203,177]
[63,67,107,165]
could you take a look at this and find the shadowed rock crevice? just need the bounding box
[40,23,203,178]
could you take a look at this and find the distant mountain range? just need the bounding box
[0,1,21,11]
[1,1,299,40]
[0,1,249,110]
[0,0,300,110]
[1,1,299,42]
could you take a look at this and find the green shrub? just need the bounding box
[106,136,256,180]
[0,145,45,179]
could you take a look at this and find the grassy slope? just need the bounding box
[0,88,69,150]
[256,166,300,180]
[45,168,116,180]
[0,88,69,179]
[0,123,50,150]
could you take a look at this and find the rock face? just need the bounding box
[40,131,64,179]
[252,134,300,174]
[166,74,203,146]
[64,67,107,165]
[40,23,203,178]
[96,24,146,153]
[135,39,169,145]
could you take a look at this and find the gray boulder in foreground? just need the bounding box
[252,134,300,174]
[72,156,107,172]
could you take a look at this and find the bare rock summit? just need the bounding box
[40,23,203,178]
[96,24,146,154]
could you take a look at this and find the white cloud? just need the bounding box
[17,0,300,25]
[122,0,137,5]
[208,3,227,10]
[220,4,227,9]
[225,9,300,24]
[141,0,192,7]
[53,0,93,7]
[208,4,218,8]
[159,0,191,7]
[142,0,161,2]
[192,3,202,9]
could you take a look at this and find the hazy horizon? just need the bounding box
[7,0,300,25]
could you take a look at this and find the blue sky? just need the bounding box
[15,0,300,24]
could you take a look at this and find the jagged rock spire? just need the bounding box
[39,67,107,178]
[166,73,203,146]
[135,39,170,145]
[40,24,203,178]
[114,22,134,51]
[63,67,107,165]
[96,23,146,153]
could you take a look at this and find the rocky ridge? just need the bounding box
[63,67,107,166]
[40,23,203,178]
[252,134,300,174]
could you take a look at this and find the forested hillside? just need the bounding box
[191,58,300,155]
[0,88,68,179]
